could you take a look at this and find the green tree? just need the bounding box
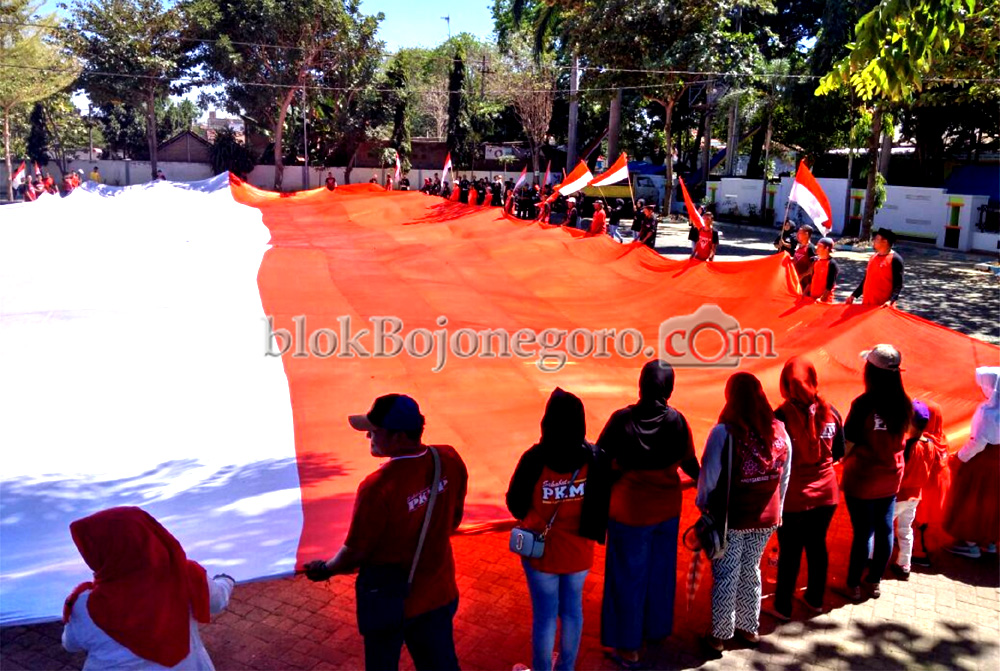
[817,0,979,238]
[494,35,557,175]
[27,103,49,167]
[0,0,77,200]
[209,126,255,177]
[64,0,197,181]
[189,0,383,190]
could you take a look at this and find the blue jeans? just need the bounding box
[362,599,460,671]
[607,225,623,242]
[601,517,679,650]
[845,495,896,587]
[522,561,588,671]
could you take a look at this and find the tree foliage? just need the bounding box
[188,0,383,189]
[63,0,196,179]
[209,126,256,176]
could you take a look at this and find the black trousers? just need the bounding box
[362,599,460,671]
[775,505,837,613]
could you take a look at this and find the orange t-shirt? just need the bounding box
[862,252,896,305]
[523,464,593,574]
[589,210,607,236]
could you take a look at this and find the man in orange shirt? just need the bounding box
[846,228,904,307]
[588,200,608,237]
[305,394,467,671]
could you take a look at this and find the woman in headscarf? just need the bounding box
[506,388,611,671]
[62,507,236,670]
[597,360,700,668]
[696,373,791,655]
[840,344,912,601]
[944,366,1000,558]
[768,357,844,621]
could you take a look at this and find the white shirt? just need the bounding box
[62,576,234,670]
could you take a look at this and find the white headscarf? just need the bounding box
[972,366,1000,446]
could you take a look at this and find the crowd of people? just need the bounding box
[15,165,174,201]
[61,357,999,671]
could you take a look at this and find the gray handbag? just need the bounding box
[509,468,581,559]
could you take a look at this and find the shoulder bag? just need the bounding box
[509,467,581,559]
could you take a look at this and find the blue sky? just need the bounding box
[40,0,495,51]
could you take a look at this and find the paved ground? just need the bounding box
[3,486,998,671]
[637,218,1000,345]
[2,215,998,671]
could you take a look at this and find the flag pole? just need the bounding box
[625,169,637,212]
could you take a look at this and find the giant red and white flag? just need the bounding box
[441,152,453,184]
[788,160,832,234]
[558,161,594,196]
[678,176,704,229]
[590,153,628,187]
[11,161,26,190]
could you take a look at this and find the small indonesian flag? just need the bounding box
[33,161,42,176]
[678,176,704,229]
[542,160,551,187]
[442,152,453,184]
[11,161,26,190]
[393,152,401,183]
[557,161,594,196]
[590,153,628,187]
[788,160,832,234]
[514,165,527,191]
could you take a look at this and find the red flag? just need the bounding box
[542,160,551,189]
[558,161,594,196]
[590,153,628,187]
[514,166,527,191]
[788,160,832,234]
[11,161,26,189]
[442,153,453,184]
[678,176,704,229]
[33,161,41,176]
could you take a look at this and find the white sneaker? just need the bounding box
[512,665,531,671]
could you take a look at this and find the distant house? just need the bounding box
[157,131,212,164]
[200,111,245,143]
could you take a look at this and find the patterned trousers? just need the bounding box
[710,527,775,639]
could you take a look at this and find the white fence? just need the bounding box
[713,176,994,254]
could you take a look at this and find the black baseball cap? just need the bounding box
[349,394,425,433]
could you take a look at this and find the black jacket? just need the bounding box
[505,442,612,544]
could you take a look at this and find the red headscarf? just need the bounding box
[778,356,833,445]
[63,507,211,667]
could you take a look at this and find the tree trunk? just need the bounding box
[878,122,892,178]
[531,140,540,176]
[860,107,883,241]
[843,146,855,232]
[663,98,675,214]
[273,88,297,191]
[147,90,158,180]
[758,113,773,224]
[607,88,622,164]
[42,103,69,174]
[4,108,13,202]
[746,111,766,178]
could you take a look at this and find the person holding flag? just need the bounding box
[679,176,717,261]
[787,160,832,236]
[11,161,26,199]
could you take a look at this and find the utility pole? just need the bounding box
[480,53,491,98]
[301,88,309,189]
[608,88,623,164]
[441,15,450,39]
[88,104,93,162]
[567,54,580,168]
[701,80,715,189]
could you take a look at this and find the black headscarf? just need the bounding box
[539,387,588,471]
[629,360,676,451]
[597,360,689,471]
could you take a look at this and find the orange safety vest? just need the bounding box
[862,251,895,305]
[693,227,714,260]
[809,258,834,302]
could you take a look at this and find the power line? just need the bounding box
[4,19,997,83]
